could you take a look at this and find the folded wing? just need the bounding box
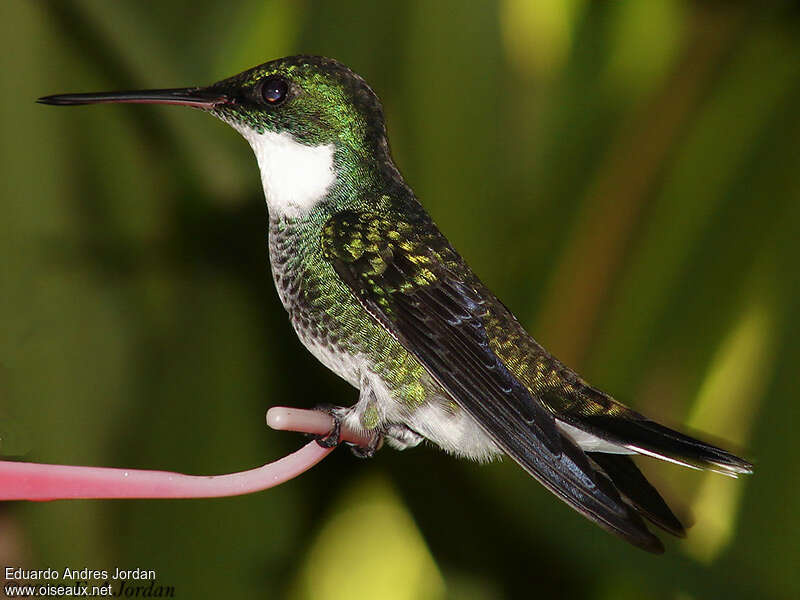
[323,209,669,552]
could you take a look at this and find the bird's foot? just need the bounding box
[347,433,383,459]
[310,404,345,448]
[383,423,424,451]
[310,404,383,457]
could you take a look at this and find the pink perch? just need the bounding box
[0,407,367,501]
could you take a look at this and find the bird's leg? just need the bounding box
[315,377,395,457]
[345,413,424,458]
[382,423,424,451]
[346,432,383,459]
[310,404,348,448]
[311,404,381,457]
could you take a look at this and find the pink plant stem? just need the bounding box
[0,407,366,501]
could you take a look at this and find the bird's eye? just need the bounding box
[260,78,288,105]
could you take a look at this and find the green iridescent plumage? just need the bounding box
[39,55,753,554]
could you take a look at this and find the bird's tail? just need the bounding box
[573,412,753,477]
[589,452,686,537]
[580,412,753,537]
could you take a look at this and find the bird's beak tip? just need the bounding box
[35,88,228,108]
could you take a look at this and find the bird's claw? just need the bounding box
[309,404,382,456]
[315,419,341,448]
[310,404,343,448]
[347,435,382,459]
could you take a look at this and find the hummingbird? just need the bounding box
[39,55,752,553]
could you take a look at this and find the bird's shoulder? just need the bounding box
[320,201,626,421]
[320,200,473,300]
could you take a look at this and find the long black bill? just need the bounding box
[37,87,227,109]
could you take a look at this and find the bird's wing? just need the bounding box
[534,381,753,477]
[588,453,685,537]
[322,209,663,552]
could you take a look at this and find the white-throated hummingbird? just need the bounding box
[39,55,752,553]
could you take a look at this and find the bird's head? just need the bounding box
[39,56,395,218]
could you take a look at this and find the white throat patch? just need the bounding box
[238,127,336,219]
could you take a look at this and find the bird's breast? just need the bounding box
[267,216,368,387]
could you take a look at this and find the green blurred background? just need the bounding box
[2,1,799,598]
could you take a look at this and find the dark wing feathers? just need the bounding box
[323,210,665,552]
[579,414,753,476]
[589,453,685,537]
[535,383,753,477]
